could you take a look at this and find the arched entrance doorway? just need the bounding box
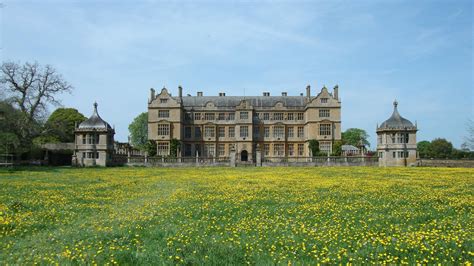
[241,150,248,162]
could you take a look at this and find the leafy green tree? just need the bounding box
[332,140,343,156]
[342,128,370,147]
[430,138,453,159]
[417,140,431,158]
[0,101,27,154]
[308,139,319,156]
[44,108,86,142]
[32,135,61,146]
[128,112,148,149]
[145,140,157,156]
[0,101,21,133]
[170,138,181,157]
[0,132,20,154]
[451,148,474,159]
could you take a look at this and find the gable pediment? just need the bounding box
[308,86,340,107]
[149,87,180,107]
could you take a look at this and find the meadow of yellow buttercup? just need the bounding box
[0,167,472,264]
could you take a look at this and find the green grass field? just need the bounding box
[0,167,473,264]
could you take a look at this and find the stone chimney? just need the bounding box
[263,92,270,96]
[306,85,311,98]
[178,86,183,98]
[333,85,339,100]
[282,92,287,96]
[219,92,226,96]
[150,88,155,102]
[197,91,203,97]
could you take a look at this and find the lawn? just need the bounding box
[0,167,472,264]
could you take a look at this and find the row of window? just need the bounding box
[378,133,410,144]
[378,151,410,158]
[82,152,99,159]
[182,126,306,138]
[184,112,307,121]
[186,112,236,121]
[158,124,332,137]
[82,134,99,145]
[263,143,305,156]
[257,112,305,121]
[183,143,226,157]
[182,143,306,157]
[81,134,113,145]
[160,110,331,121]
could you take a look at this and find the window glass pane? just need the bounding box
[240,126,248,138]
[273,126,284,138]
[319,109,330,118]
[158,110,169,118]
[288,127,294,138]
[319,124,331,136]
[274,113,284,120]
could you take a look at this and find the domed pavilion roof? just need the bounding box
[378,100,416,130]
[78,102,112,130]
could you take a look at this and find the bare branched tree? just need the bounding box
[1,61,72,121]
[0,61,72,142]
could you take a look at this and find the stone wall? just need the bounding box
[262,156,379,167]
[418,159,474,168]
[115,155,379,167]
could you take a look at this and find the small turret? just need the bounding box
[376,100,418,167]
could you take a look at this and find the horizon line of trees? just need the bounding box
[417,138,473,159]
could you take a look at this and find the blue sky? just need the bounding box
[1,0,472,147]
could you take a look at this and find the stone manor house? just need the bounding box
[147,85,342,162]
[71,85,418,167]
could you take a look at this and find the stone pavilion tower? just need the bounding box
[376,100,418,167]
[72,102,115,167]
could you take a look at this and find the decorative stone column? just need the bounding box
[127,146,131,164]
[256,144,262,167]
[229,146,236,167]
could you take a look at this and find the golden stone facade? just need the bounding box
[148,85,342,162]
